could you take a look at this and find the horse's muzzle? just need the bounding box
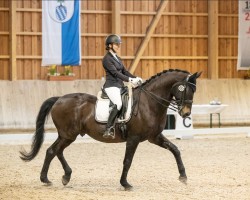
[178,105,191,118]
[182,112,191,118]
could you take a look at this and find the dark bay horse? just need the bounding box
[20,69,201,190]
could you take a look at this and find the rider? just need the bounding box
[102,34,142,139]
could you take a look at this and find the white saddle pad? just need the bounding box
[95,87,133,123]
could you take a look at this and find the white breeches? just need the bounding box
[104,87,122,110]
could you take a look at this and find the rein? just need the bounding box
[137,75,196,113]
[140,87,178,111]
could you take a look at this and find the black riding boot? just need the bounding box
[103,105,119,139]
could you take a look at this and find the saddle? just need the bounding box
[95,86,133,123]
[100,87,129,120]
[95,86,133,139]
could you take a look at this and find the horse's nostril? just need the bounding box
[183,112,191,118]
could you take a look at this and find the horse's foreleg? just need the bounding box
[120,136,140,190]
[149,133,187,183]
[56,139,74,186]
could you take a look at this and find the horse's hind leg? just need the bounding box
[40,137,73,185]
[40,138,60,185]
[149,133,187,183]
[58,152,72,186]
[56,139,74,186]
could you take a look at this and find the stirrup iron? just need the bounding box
[103,126,115,139]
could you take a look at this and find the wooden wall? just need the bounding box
[218,1,240,78]
[0,0,9,80]
[0,0,248,80]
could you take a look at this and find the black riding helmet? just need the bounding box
[105,34,122,50]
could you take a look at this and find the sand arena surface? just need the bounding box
[0,135,250,200]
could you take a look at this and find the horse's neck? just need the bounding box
[145,76,175,99]
[136,76,173,116]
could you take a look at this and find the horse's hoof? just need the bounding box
[44,181,52,186]
[41,178,52,186]
[122,183,133,191]
[179,175,187,185]
[124,185,133,191]
[40,176,52,186]
[62,175,71,186]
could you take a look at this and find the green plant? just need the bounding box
[48,65,57,76]
[64,66,72,76]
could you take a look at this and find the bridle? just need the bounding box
[170,75,197,111]
[139,75,196,113]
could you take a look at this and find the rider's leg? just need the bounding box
[103,104,119,138]
[103,87,122,139]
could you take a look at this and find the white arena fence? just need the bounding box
[162,127,250,139]
[0,127,249,145]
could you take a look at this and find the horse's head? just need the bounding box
[170,72,202,118]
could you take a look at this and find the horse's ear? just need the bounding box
[196,71,202,78]
[189,72,197,81]
[188,71,202,83]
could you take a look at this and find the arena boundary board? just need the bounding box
[162,127,250,139]
[0,127,250,144]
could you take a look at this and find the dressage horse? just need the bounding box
[20,69,201,190]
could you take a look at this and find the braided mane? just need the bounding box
[141,69,190,87]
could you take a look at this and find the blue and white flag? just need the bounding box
[42,0,81,66]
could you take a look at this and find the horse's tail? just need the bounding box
[20,96,60,162]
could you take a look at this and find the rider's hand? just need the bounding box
[129,77,141,88]
[136,77,143,85]
[129,77,138,85]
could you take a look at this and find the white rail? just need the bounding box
[162,127,250,139]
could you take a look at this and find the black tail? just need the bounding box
[20,96,60,162]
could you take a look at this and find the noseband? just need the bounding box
[140,74,196,112]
